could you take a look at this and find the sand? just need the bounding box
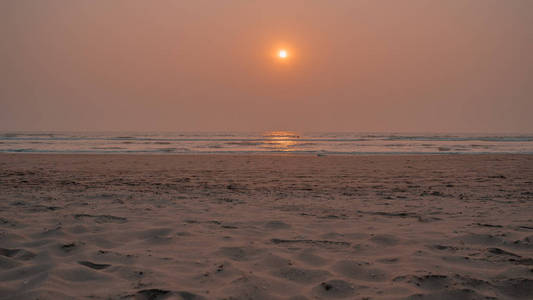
[0,154,532,300]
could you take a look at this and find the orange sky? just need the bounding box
[1,0,532,132]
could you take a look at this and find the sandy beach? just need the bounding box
[0,154,532,299]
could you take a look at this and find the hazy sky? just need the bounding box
[1,0,532,132]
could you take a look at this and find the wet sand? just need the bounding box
[0,154,532,299]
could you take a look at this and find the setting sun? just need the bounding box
[278,50,288,58]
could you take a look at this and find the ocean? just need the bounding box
[1,131,532,154]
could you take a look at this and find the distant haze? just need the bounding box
[1,0,532,132]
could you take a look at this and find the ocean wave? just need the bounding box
[226,141,264,146]
[384,135,533,142]
[91,147,125,150]
[204,144,224,149]
[157,147,191,153]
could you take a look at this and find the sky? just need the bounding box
[1,0,532,133]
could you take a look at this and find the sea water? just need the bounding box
[1,131,532,154]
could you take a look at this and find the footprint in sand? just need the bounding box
[0,248,36,261]
[217,246,264,261]
[78,261,111,270]
[271,266,330,284]
[264,221,291,230]
[333,260,388,282]
[313,280,356,298]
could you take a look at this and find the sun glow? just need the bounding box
[272,45,293,64]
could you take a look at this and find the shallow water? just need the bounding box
[1,131,532,154]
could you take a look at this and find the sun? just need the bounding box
[272,46,292,63]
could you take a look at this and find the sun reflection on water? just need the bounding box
[263,131,300,151]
